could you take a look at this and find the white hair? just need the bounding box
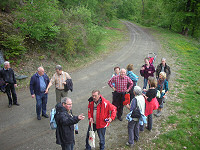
[37,66,44,71]
[134,86,142,96]
[4,61,10,65]
[61,97,72,104]
[161,58,166,61]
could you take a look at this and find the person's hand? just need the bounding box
[126,104,130,109]
[14,84,17,87]
[45,89,48,94]
[89,118,94,123]
[148,71,151,74]
[141,67,145,70]
[31,94,35,98]
[143,89,147,92]
[108,117,112,123]
[63,81,66,85]
[112,87,116,91]
[163,95,166,98]
[78,113,85,120]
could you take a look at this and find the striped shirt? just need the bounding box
[108,75,133,93]
[50,71,71,90]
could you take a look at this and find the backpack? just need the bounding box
[131,98,142,119]
[50,108,57,129]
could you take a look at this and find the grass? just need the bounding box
[150,28,200,149]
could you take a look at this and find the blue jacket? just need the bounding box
[30,73,49,95]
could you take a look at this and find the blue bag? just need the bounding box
[50,108,57,129]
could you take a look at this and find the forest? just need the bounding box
[0,0,200,60]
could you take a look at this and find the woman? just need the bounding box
[126,64,139,101]
[140,57,155,89]
[155,72,168,117]
[126,86,145,147]
[144,77,159,131]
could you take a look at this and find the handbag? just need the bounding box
[131,99,141,119]
[123,93,130,105]
[89,123,95,148]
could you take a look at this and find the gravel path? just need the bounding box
[0,21,174,150]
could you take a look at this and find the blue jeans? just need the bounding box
[35,93,47,116]
[85,124,106,150]
[143,78,148,89]
[61,143,74,150]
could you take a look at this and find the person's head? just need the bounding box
[114,67,120,75]
[55,65,62,75]
[37,67,44,76]
[120,68,126,78]
[126,64,134,71]
[92,90,101,102]
[4,61,10,69]
[148,76,157,88]
[159,72,166,80]
[61,97,72,111]
[144,57,150,65]
[161,58,166,66]
[134,86,142,96]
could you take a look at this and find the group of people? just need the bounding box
[0,56,171,150]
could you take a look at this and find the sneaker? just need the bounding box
[37,116,41,120]
[42,114,49,118]
[126,142,134,147]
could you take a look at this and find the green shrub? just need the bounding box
[14,0,62,41]
[0,33,26,59]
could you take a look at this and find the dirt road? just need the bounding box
[0,21,161,150]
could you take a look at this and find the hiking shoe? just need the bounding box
[155,111,162,117]
[118,117,123,121]
[8,104,12,108]
[13,103,20,106]
[37,116,41,120]
[42,114,49,118]
[126,142,134,147]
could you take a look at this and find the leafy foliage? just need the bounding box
[14,0,62,41]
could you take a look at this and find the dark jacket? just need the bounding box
[30,73,49,95]
[55,103,80,145]
[156,63,171,81]
[0,68,16,84]
[140,64,155,79]
[64,79,73,92]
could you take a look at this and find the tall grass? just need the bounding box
[152,29,200,149]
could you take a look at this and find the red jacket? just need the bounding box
[88,95,117,129]
[145,97,159,116]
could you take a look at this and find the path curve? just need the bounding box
[0,21,160,150]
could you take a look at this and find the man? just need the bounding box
[85,90,116,150]
[108,68,133,121]
[0,61,19,108]
[55,97,85,150]
[30,67,49,120]
[156,58,171,81]
[45,65,71,103]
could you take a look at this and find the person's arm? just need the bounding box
[45,74,55,93]
[130,98,137,112]
[126,77,133,92]
[12,69,17,86]
[88,102,94,123]
[108,103,117,122]
[30,76,35,98]
[108,77,116,91]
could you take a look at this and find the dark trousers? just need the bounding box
[61,143,74,150]
[147,114,153,130]
[128,120,139,144]
[85,124,106,150]
[5,83,17,105]
[35,93,47,116]
[112,91,125,118]
[128,86,135,103]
